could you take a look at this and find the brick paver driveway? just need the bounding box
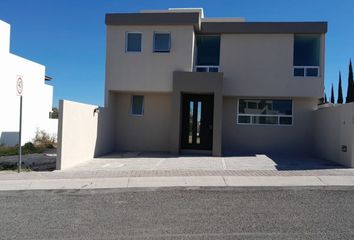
[54,152,354,178]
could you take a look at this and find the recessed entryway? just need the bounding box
[180,94,214,151]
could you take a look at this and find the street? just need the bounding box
[1,187,354,239]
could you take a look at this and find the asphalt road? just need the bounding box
[1,187,354,240]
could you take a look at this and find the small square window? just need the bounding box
[131,95,144,115]
[126,33,142,52]
[153,33,171,52]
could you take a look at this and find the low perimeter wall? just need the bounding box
[313,103,354,167]
[57,100,114,170]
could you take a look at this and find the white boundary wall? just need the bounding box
[57,100,114,170]
[313,103,354,167]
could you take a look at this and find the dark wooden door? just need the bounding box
[181,94,214,150]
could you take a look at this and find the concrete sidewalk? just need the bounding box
[1,153,354,191]
[1,175,354,191]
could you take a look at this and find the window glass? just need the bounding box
[154,33,171,52]
[294,68,305,76]
[279,117,293,125]
[306,68,319,77]
[131,95,144,115]
[196,35,220,66]
[294,35,320,66]
[238,99,292,126]
[209,67,219,72]
[196,67,207,72]
[239,99,292,115]
[126,33,142,52]
[238,115,251,124]
[252,116,278,125]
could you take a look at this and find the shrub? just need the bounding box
[22,142,44,154]
[32,129,57,149]
[0,145,18,157]
[0,142,45,156]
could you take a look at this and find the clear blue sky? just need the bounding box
[1,0,353,107]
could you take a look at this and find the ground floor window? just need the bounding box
[237,99,293,126]
[131,95,144,116]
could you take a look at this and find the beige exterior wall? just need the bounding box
[111,92,172,152]
[313,103,354,167]
[222,97,317,155]
[105,25,195,101]
[220,34,325,98]
[57,100,114,170]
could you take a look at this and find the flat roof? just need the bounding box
[105,12,200,29]
[105,11,327,34]
[201,22,327,34]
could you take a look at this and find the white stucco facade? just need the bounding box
[0,20,57,146]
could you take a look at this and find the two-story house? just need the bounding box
[104,8,327,157]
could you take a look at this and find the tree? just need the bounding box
[324,93,328,103]
[346,59,354,103]
[330,83,335,103]
[50,107,59,119]
[338,71,343,104]
[331,83,334,103]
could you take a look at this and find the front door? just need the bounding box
[181,94,214,150]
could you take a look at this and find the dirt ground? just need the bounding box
[0,148,56,171]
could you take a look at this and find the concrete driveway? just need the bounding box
[65,152,344,172]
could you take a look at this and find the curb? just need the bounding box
[1,176,354,191]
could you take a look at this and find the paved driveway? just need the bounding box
[66,152,344,172]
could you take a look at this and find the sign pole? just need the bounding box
[16,75,23,173]
[18,95,22,173]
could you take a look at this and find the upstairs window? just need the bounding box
[293,35,320,77]
[196,35,220,68]
[153,33,171,52]
[126,32,142,52]
[131,95,144,116]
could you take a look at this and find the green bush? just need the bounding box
[22,142,44,154]
[0,146,18,157]
[0,142,44,157]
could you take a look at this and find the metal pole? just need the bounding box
[18,95,22,173]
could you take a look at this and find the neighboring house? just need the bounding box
[104,8,327,156]
[0,20,57,146]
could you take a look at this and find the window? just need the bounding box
[131,95,144,115]
[293,35,320,77]
[153,33,171,52]
[237,99,293,126]
[195,35,220,71]
[126,32,142,52]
